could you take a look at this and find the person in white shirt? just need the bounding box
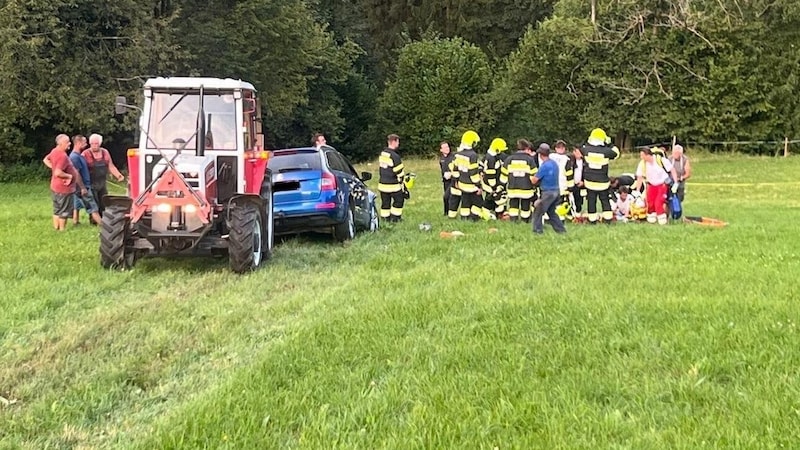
[570,145,585,219]
[613,186,633,222]
[632,147,679,225]
[546,140,573,220]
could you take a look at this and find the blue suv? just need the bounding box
[268,146,379,241]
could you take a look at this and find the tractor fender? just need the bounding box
[103,195,133,212]
[226,193,267,223]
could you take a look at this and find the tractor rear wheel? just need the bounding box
[100,206,133,269]
[229,203,263,273]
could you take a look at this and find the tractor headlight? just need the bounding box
[155,203,172,213]
[184,204,197,214]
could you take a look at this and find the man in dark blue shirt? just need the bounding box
[531,143,567,234]
[68,135,101,225]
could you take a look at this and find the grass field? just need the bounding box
[1,153,799,449]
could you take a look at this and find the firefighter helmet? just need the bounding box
[460,130,480,149]
[555,201,569,218]
[488,138,508,152]
[588,128,611,146]
[403,172,417,191]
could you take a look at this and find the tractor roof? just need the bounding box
[144,77,256,91]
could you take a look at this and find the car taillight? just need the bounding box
[321,172,337,191]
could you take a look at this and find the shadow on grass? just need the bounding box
[127,233,343,274]
[132,256,229,274]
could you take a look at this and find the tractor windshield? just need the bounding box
[147,91,238,150]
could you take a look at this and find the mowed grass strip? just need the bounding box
[1,154,799,449]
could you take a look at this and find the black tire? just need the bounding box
[368,199,379,232]
[333,203,356,242]
[261,169,275,260]
[100,206,132,269]
[264,193,274,260]
[229,203,263,273]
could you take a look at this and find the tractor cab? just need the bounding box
[104,77,274,273]
[127,77,266,203]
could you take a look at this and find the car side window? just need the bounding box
[336,153,359,177]
[325,151,346,173]
[327,152,352,175]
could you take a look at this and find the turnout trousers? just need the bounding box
[586,189,612,222]
[380,188,404,222]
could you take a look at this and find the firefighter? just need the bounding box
[580,128,620,223]
[451,130,483,221]
[499,139,537,222]
[439,141,455,216]
[378,134,405,222]
[481,138,508,219]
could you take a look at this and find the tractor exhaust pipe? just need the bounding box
[197,85,206,157]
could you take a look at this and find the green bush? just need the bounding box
[0,162,50,183]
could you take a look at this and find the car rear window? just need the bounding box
[269,150,322,172]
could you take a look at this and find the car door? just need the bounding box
[331,151,370,226]
[343,154,372,227]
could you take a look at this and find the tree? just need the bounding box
[494,0,800,152]
[0,0,184,164]
[170,0,361,148]
[379,37,493,155]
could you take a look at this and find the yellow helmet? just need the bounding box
[460,130,480,148]
[555,202,569,218]
[488,138,508,152]
[588,128,611,145]
[403,172,416,190]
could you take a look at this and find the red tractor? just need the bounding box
[104,77,274,273]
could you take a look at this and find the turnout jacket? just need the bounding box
[378,148,404,192]
[452,149,481,193]
[480,151,504,193]
[500,151,537,197]
[579,144,620,191]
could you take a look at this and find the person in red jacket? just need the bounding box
[44,134,86,231]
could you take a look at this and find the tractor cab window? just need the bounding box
[148,91,238,151]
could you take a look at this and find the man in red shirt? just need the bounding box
[44,134,85,230]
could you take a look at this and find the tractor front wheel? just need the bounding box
[100,206,133,269]
[229,203,263,273]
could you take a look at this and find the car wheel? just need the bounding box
[264,192,274,260]
[333,204,356,242]
[368,200,379,232]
